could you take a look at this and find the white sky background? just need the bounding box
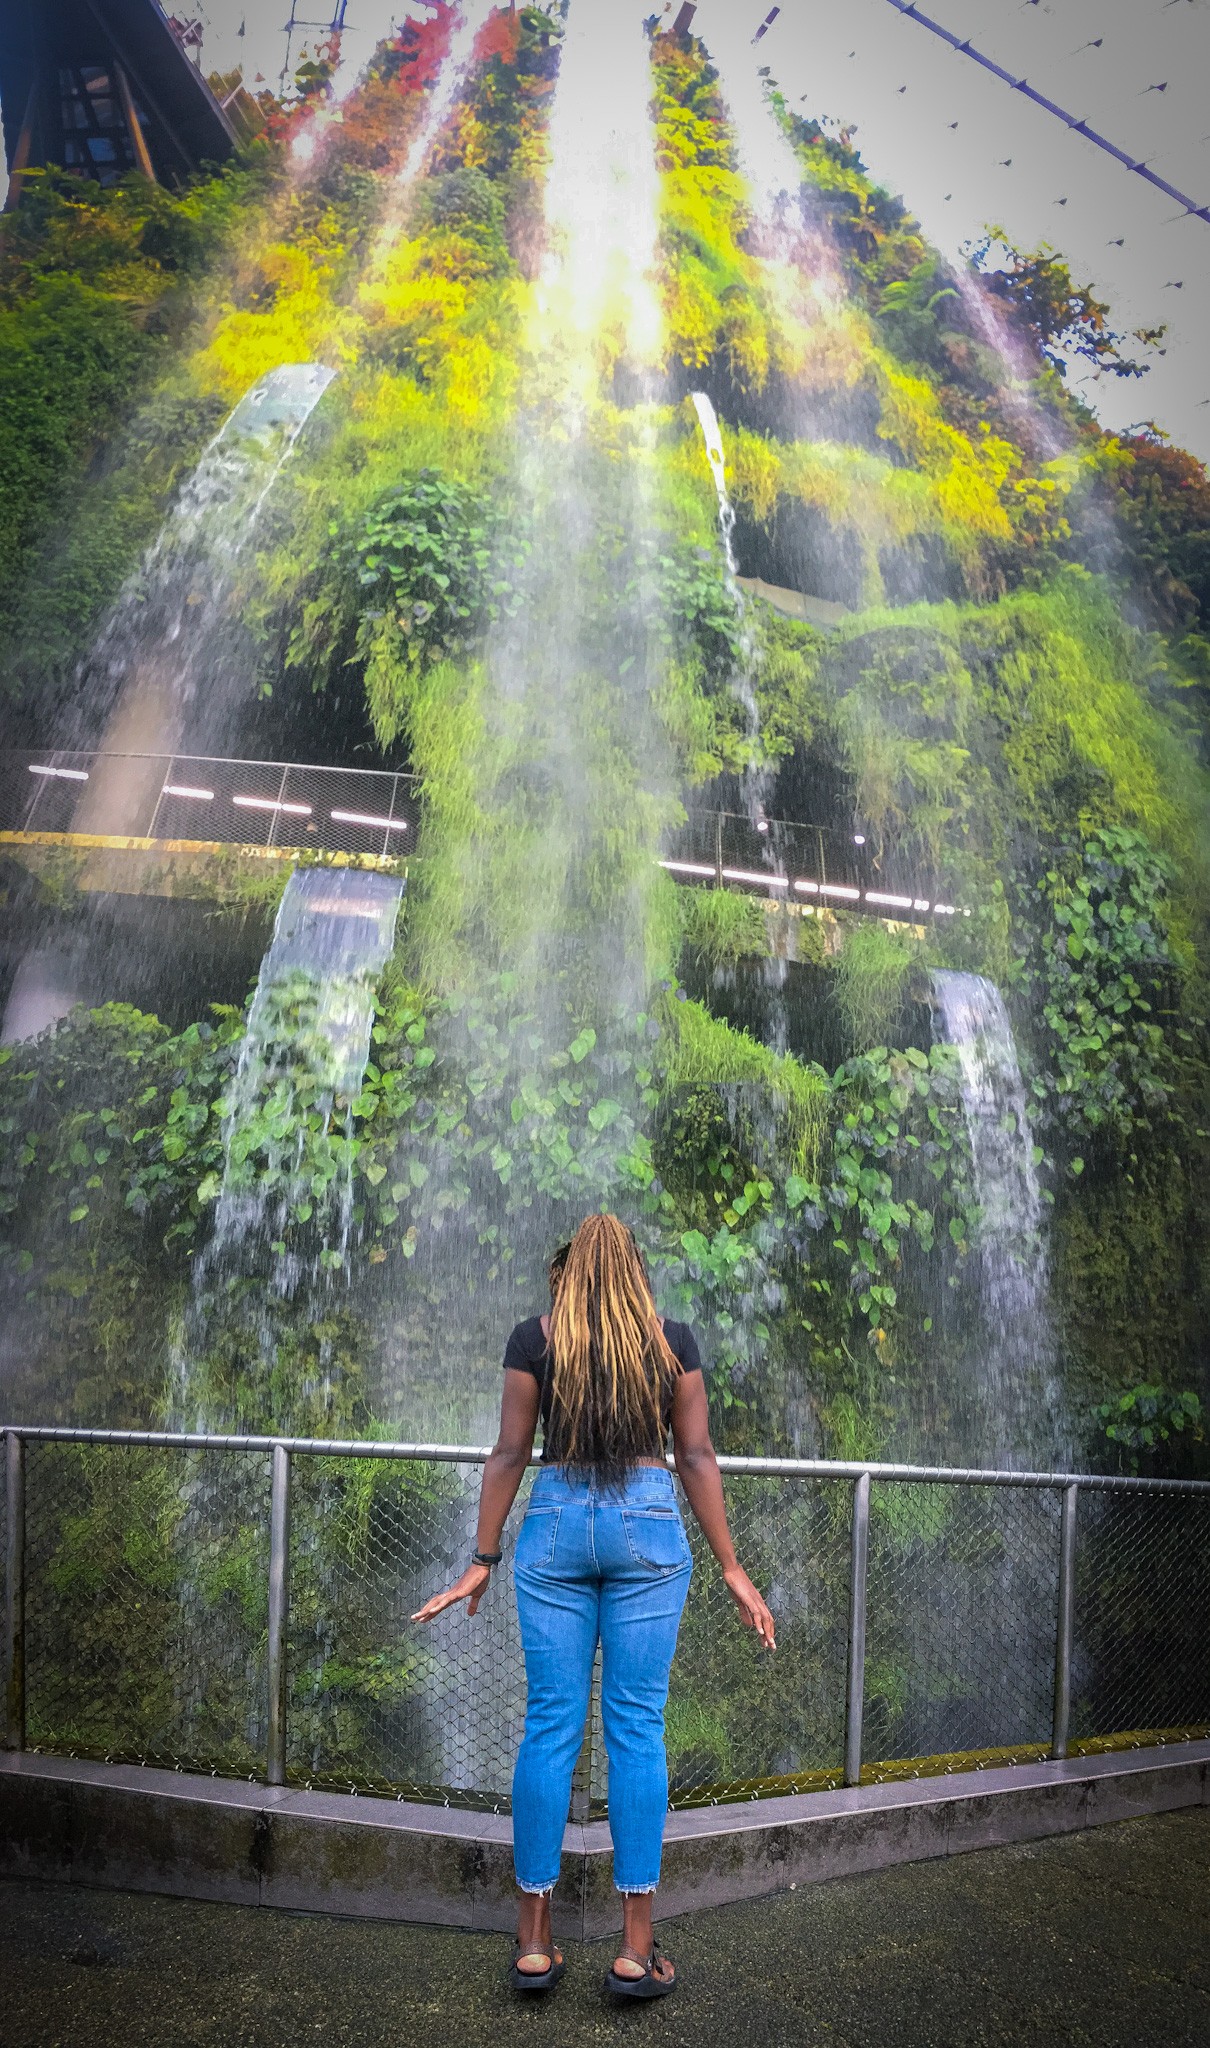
[10,2,1210,455]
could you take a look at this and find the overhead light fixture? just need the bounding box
[853,833,866,846]
[162,784,215,801]
[233,794,312,816]
[721,867,788,889]
[28,764,88,782]
[659,859,717,879]
[329,809,409,833]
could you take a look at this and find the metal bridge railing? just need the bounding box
[664,807,964,922]
[0,750,420,865]
[3,751,958,919]
[4,1427,1207,1812]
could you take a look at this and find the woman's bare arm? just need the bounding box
[412,1370,540,1622]
[670,1370,776,1651]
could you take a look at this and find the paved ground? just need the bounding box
[3,1809,1208,2048]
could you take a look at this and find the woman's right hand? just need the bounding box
[411,1562,492,1623]
[723,1564,776,1650]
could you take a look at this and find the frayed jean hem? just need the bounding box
[616,1881,659,1895]
[516,1877,557,1896]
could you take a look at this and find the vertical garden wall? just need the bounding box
[0,3,1205,1491]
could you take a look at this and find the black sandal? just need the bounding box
[509,1938,566,1994]
[605,1939,676,2000]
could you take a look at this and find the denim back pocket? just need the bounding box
[514,1505,560,1571]
[622,1508,691,1573]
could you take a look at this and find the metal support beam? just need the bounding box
[4,1432,26,1752]
[882,0,1210,227]
[266,1443,291,1786]
[844,1470,870,1788]
[1051,1481,1079,1760]
[3,82,38,213]
[114,64,157,183]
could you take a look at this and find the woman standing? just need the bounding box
[412,1213,776,2001]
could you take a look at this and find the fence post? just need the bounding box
[714,810,724,889]
[4,1431,25,1753]
[1051,1481,1078,1761]
[843,1470,870,1788]
[266,1443,291,1787]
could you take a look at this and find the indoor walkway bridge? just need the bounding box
[0,747,962,922]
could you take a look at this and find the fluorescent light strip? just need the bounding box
[934,904,957,916]
[819,883,861,901]
[721,867,788,890]
[162,784,215,802]
[232,794,312,817]
[793,879,819,895]
[659,859,717,879]
[865,891,915,910]
[329,809,409,833]
[29,764,88,782]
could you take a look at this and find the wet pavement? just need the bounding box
[3,1807,1207,2047]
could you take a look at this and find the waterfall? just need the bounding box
[931,969,1063,1464]
[72,363,338,812]
[0,366,340,1049]
[203,866,404,1294]
[691,391,739,576]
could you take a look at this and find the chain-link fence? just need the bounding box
[3,1430,1208,1812]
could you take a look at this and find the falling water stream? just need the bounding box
[931,969,1065,1465]
[73,362,339,801]
[197,866,404,1309]
[0,366,338,1049]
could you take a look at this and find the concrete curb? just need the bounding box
[3,1743,1207,1940]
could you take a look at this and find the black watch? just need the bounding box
[472,1549,503,1568]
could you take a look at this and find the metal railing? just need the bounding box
[0,750,420,865]
[2,751,955,919]
[4,1425,1207,1812]
[665,807,964,922]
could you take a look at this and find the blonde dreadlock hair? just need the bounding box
[545,1214,680,1477]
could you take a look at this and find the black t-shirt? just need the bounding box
[503,1315,702,1461]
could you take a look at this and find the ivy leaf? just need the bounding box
[588,1098,623,1132]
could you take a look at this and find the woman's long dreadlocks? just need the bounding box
[545,1214,680,1478]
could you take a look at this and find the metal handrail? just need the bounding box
[4,1423,1207,1789]
[4,1424,1207,1494]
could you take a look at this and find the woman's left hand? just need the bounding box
[411,1563,492,1623]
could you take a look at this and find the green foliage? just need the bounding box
[657,539,745,678]
[1093,1385,1204,1472]
[1016,827,1182,1146]
[0,155,279,669]
[0,274,149,640]
[831,921,920,1051]
[356,467,525,672]
[678,887,770,968]
[969,231,1158,381]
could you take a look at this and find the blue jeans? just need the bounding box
[511,1463,692,1895]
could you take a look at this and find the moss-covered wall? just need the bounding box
[0,9,1205,1477]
